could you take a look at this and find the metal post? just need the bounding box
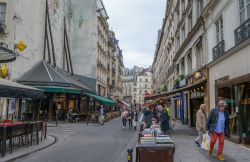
[1,127,6,157]
[56,110,58,126]
[127,147,133,162]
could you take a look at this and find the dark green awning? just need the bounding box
[82,92,116,107]
[35,86,82,94]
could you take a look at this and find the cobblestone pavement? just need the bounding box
[171,122,250,162]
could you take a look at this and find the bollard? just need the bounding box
[127,147,133,162]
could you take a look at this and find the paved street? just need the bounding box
[9,119,250,162]
[14,118,136,162]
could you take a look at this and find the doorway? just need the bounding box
[190,98,203,127]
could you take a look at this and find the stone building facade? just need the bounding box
[151,0,250,144]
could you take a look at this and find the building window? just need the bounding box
[145,90,147,94]
[145,84,147,88]
[181,23,186,43]
[187,52,192,74]
[239,0,250,24]
[176,33,180,50]
[140,79,142,82]
[181,0,185,14]
[195,43,203,68]
[215,17,223,44]
[197,0,203,18]
[188,10,193,33]
[145,79,148,82]
[0,3,6,27]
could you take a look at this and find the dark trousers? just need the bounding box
[128,119,132,128]
[122,118,127,127]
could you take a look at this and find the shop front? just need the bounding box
[18,61,95,121]
[186,68,208,127]
[216,74,250,144]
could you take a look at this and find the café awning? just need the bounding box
[0,78,43,99]
[82,92,116,107]
[34,86,82,94]
[0,46,17,63]
[18,61,95,93]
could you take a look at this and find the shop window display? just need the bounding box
[218,83,250,141]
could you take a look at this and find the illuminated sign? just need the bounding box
[193,71,203,80]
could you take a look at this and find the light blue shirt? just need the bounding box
[214,111,225,133]
[100,108,104,115]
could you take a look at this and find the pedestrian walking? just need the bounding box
[99,105,105,125]
[206,100,230,161]
[121,109,128,128]
[159,104,170,134]
[128,109,134,129]
[143,108,153,129]
[133,108,139,130]
[195,104,207,147]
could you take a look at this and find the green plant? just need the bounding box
[174,78,179,85]
[179,74,185,80]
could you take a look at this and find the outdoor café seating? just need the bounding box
[0,121,47,157]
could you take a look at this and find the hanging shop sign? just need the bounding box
[193,71,203,80]
[0,64,8,78]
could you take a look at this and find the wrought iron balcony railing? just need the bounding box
[212,40,225,61]
[235,18,250,45]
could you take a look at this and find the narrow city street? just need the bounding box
[14,118,136,162]
[12,119,250,162]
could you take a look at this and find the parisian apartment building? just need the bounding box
[0,0,123,98]
[151,0,250,144]
[123,66,152,105]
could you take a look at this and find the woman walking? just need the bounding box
[195,104,207,147]
[128,109,134,129]
[121,109,128,129]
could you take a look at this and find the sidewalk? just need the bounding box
[0,135,56,162]
[118,122,250,162]
[172,122,250,162]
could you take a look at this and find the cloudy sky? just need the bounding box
[103,0,166,68]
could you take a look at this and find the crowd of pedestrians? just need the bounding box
[120,101,174,134]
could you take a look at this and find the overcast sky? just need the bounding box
[103,0,166,69]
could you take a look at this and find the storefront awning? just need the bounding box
[34,86,82,94]
[145,80,207,101]
[0,46,17,63]
[18,61,95,93]
[82,92,116,107]
[0,78,43,99]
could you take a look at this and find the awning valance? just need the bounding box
[0,78,43,99]
[145,79,207,101]
[82,92,116,107]
[34,86,82,94]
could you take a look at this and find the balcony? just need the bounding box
[235,18,250,45]
[212,40,225,61]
